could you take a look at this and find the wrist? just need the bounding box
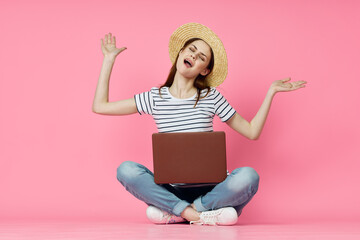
[103,55,116,63]
[268,87,276,97]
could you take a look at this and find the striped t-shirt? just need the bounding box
[134,86,236,133]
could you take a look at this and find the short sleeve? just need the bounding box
[134,89,154,115]
[213,89,236,122]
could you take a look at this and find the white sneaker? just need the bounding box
[190,207,238,226]
[146,205,187,224]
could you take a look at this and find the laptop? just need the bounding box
[152,131,227,185]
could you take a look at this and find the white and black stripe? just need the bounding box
[134,87,236,133]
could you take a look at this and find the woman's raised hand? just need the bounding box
[270,77,307,94]
[101,32,127,60]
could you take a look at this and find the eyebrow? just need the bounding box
[191,44,207,58]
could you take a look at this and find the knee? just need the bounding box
[237,167,260,186]
[228,167,260,191]
[242,167,260,185]
[116,161,142,184]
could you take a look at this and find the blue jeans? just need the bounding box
[116,161,260,217]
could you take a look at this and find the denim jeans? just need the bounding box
[116,161,260,217]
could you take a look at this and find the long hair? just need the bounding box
[159,38,215,107]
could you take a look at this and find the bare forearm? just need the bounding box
[250,88,276,139]
[92,56,116,111]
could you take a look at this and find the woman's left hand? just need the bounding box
[270,77,307,94]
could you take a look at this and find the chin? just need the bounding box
[177,69,197,79]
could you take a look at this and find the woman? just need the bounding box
[92,23,307,226]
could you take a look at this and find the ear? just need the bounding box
[200,68,210,76]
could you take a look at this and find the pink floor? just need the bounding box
[0,221,359,240]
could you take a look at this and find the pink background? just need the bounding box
[1,0,359,224]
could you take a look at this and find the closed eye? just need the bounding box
[189,47,205,61]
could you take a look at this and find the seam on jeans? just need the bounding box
[194,196,207,212]
[172,200,190,216]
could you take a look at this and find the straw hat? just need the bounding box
[168,22,228,87]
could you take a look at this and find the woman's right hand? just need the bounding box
[101,32,127,60]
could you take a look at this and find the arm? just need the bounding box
[226,77,307,140]
[226,89,274,140]
[225,112,254,140]
[92,32,137,115]
[249,88,275,140]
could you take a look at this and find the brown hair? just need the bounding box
[159,38,214,107]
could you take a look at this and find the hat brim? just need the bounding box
[168,22,228,87]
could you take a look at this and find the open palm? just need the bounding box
[101,32,127,60]
[271,77,307,93]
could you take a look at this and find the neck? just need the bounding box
[170,71,197,99]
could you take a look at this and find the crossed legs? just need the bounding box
[116,161,260,221]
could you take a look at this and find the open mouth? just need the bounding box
[184,59,192,68]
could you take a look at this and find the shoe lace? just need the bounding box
[190,209,223,226]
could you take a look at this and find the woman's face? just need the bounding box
[176,39,212,79]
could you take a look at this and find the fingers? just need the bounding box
[293,81,307,88]
[102,32,114,45]
[282,77,291,83]
[275,79,307,92]
[290,81,307,90]
[282,80,307,88]
[108,32,112,44]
